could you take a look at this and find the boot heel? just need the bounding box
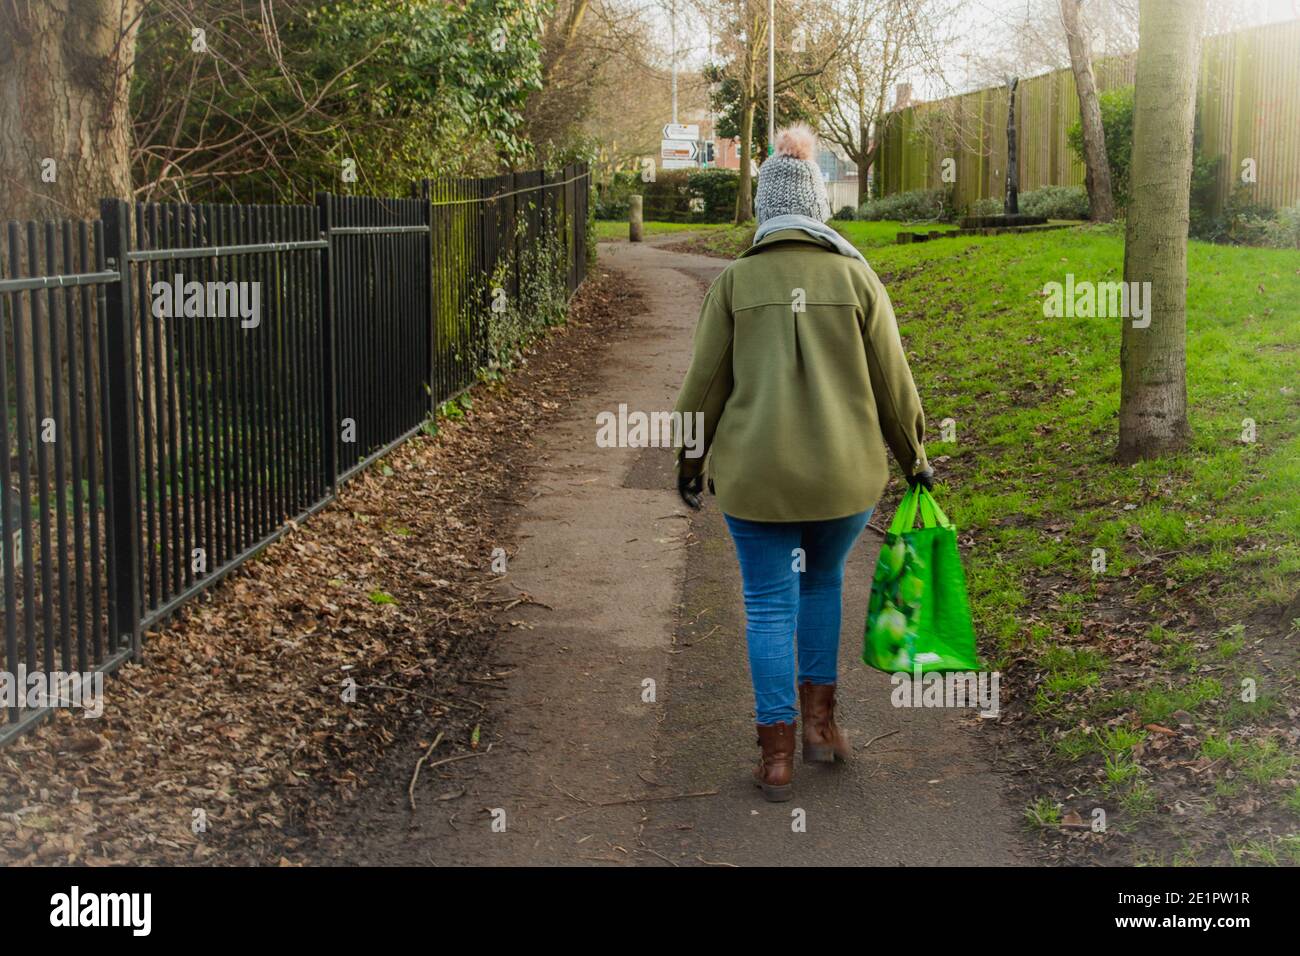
[760,781,793,802]
[804,743,835,764]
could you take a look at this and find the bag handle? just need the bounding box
[888,485,952,534]
[887,485,921,535]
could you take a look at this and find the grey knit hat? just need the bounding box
[754,124,831,225]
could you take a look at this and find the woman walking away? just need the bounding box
[672,123,934,802]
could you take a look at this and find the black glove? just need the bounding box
[906,468,935,492]
[677,473,704,510]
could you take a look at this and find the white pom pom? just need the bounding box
[774,124,817,161]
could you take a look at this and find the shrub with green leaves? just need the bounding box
[1019,185,1090,220]
[1067,86,1134,208]
[1259,203,1300,248]
[1193,185,1287,246]
[857,187,956,223]
[686,169,749,223]
[966,186,1087,220]
[594,170,640,220]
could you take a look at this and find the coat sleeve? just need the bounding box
[673,278,734,478]
[861,274,929,478]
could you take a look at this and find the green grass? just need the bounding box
[597,219,962,256]
[1286,785,1300,817]
[833,219,959,248]
[1024,797,1061,829]
[833,220,1298,856]
[593,219,732,241]
[849,223,1300,641]
[1203,735,1296,784]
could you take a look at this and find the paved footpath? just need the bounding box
[348,236,1026,866]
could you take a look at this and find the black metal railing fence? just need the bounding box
[0,162,590,743]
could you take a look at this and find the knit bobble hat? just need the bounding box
[754,124,832,225]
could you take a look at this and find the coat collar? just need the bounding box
[738,228,830,258]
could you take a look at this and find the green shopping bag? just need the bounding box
[862,485,980,673]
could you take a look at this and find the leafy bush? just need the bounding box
[1259,203,1300,248]
[1190,183,1277,244]
[968,187,1088,220]
[1020,185,1090,220]
[686,169,749,223]
[1188,149,1225,239]
[1067,86,1134,208]
[1069,84,1228,234]
[594,170,640,220]
[639,170,696,222]
[857,187,956,223]
[597,168,754,223]
[833,205,857,221]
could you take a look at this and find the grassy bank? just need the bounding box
[862,222,1299,864]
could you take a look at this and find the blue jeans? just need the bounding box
[723,509,873,725]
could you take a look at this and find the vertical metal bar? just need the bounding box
[163,204,181,603]
[175,204,193,592]
[344,195,355,474]
[186,202,204,587]
[8,223,36,673]
[234,204,252,547]
[92,221,110,664]
[100,199,141,659]
[276,205,290,523]
[44,222,72,672]
[317,194,338,488]
[307,205,322,500]
[0,228,19,720]
[249,205,266,540]
[220,204,240,559]
[206,205,224,566]
[288,205,300,509]
[340,196,352,476]
[63,222,88,674]
[139,205,158,615]
[78,221,100,673]
[27,222,56,673]
[302,205,315,501]
[284,207,298,511]
[264,203,276,523]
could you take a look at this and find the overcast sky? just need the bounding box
[640,0,1299,102]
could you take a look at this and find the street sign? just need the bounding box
[661,158,697,169]
[663,123,700,140]
[660,139,699,161]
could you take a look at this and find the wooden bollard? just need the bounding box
[629,195,644,242]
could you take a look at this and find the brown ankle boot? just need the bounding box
[799,682,851,763]
[753,721,796,801]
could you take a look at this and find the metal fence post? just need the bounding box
[419,183,435,416]
[99,199,142,661]
[315,194,339,491]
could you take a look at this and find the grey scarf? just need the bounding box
[753,214,868,266]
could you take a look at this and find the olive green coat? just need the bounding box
[673,229,929,522]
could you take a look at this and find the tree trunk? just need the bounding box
[1116,0,1206,463]
[735,96,756,223]
[1060,0,1116,221]
[0,1,142,477]
[856,123,873,205]
[0,0,141,222]
[1005,78,1020,215]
